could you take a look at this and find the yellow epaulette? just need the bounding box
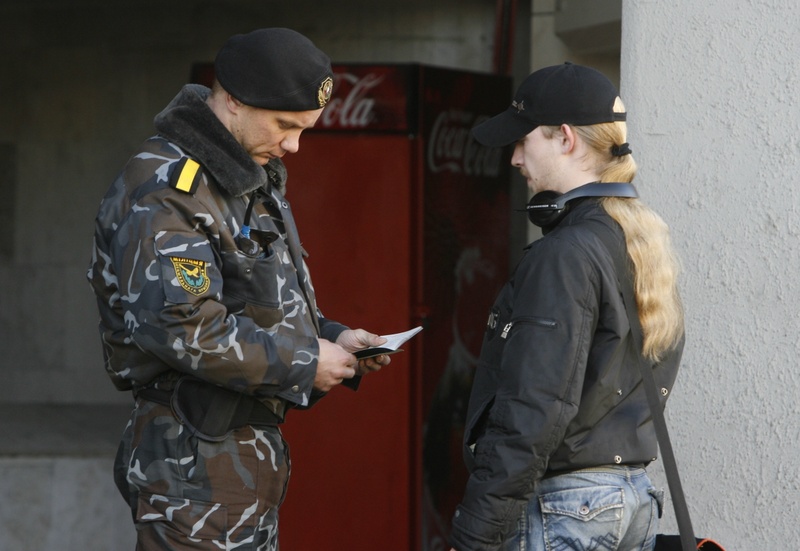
[170,157,203,194]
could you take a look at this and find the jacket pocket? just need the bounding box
[498,316,558,339]
[463,392,495,471]
[219,248,283,328]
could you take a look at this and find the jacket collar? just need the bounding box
[153,84,286,197]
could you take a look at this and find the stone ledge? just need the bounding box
[0,403,132,457]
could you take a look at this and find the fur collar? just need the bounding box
[153,84,286,197]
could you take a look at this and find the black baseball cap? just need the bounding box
[214,28,334,111]
[472,62,626,147]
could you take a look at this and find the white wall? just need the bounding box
[622,1,800,547]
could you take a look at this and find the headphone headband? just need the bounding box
[526,182,638,227]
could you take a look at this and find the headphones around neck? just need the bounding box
[526,182,639,228]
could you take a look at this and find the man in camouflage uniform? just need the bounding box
[87,28,390,550]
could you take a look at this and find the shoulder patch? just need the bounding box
[170,257,210,295]
[170,158,203,194]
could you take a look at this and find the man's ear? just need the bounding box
[559,124,578,154]
[225,91,245,114]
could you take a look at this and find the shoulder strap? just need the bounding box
[170,157,203,194]
[593,221,697,551]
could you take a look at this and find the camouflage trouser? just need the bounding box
[114,398,291,550]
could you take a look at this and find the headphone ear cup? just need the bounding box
[527,190,569,227]
[526,182,639,229]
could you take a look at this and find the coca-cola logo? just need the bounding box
[319,72,385,129]
[427,111,503,178]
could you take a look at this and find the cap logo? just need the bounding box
[512,100,525,113]
[318,77,334,108]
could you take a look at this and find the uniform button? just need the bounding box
[661,387,669,396]
[614,455,623,464]
[291,385,300,393]
[616,389,623,396]
[579,505,590,515]
[455,510,461,518]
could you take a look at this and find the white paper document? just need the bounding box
[353,326,423,359]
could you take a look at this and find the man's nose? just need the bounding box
[510,144,523,166]
[282,134,301,154]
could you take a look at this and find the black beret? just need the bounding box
[214,28,334,111]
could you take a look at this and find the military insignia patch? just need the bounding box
[171,257,210,296]
[318,76,334,108]
[170,158,203,194]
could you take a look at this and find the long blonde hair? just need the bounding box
[569,98,684,361]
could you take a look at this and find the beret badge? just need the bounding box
[318,77,334,108]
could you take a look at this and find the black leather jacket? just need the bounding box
[449,199,684,551]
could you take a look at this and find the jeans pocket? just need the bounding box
[649,486,665,519]
[539,485,624,549]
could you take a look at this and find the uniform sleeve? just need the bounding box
[318,315,348,343]
[450,237,601,550]
[112,189,318,405]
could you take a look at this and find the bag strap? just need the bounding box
[593,220,697,551]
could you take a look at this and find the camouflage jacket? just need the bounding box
[87,84,348,413]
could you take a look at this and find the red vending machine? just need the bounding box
[276,64,512,551]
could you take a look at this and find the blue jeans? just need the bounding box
[504,465,663,551]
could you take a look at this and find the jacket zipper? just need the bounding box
[500,318,557,339]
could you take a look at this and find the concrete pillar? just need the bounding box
[622,1,800,545]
